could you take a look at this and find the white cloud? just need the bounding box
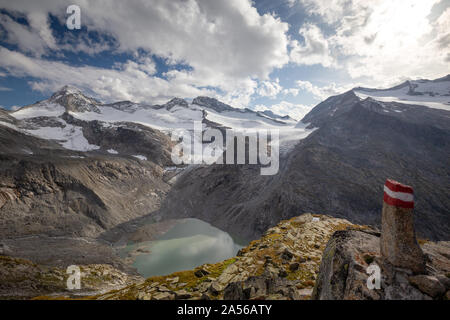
[0,0,291,78]
[296,80,353,100]
[292,0,450,86]
[0,86,12,91]
[257,78,283,98]
[282,88,299,96]
[434,8,450,53]
[289,24,336,67]
[0,46,260,108]
[296,0,355,24]
[0,0,292,108]
[286,0,297,8]
[0,46,214,104]
[0,11,113,56]
[254,101,313,120]
[0,13,55,57]
[1,0,448,108]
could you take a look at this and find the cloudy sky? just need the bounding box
[0,0,449,119]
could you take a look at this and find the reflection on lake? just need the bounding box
[121,218,246,277]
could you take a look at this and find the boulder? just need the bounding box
[152,292,174,300]
[175,290,192,299]
[436,274,450,291]
[223,282,245,300]
[312,229,381,300]
[200,293,211,300]
[136,292,152,300]
[208,281,223,296]
[223,275,299,300]
[408,275,446,298]
[312,228,450,300]
[194,268,209,278]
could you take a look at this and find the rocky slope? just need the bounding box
[0,85,308,269]
[0,255,143,300]
[2,212,448,300]
[0,87,177,269]
[0,155,170,239]
[313,229,450,300]
[160,90,450,241]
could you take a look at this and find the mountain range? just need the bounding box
[0,76,449,271]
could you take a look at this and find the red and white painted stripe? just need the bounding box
[383,179,414,209]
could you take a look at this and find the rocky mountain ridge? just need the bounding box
[161,78,449,241]
[0,78,448,298]
[3,212,447,300]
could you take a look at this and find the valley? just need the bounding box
[0,76,449,299]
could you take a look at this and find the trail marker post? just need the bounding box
[380,179,425,273]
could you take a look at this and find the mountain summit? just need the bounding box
[49,85,101,113]
[352,75,450,111]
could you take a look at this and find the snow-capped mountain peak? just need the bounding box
[49,85,101,113]
[192,96,235,113]
[297,75,450,130]
[163,98,189,110]
[353,75,450,111]
[3,87,313,155]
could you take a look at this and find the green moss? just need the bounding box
[264,233,282,241]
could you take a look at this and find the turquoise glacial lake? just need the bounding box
[121,218,246,277]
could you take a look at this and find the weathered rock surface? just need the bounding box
[0,116,173,268]
[0,155,169,239]
[0,255,143,299]
[408,275,446,298]
[312,229,450,300]
[380,194,425,273]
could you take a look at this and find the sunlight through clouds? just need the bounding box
[0,0,449,118]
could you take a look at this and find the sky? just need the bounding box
[0,0,449,120]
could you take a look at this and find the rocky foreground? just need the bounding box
[1,213,448,300]
[0,255,143,300]
[93,214,355,300]
[313,228,450,300]
[0,213,353,299]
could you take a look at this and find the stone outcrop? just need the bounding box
[312,180,449,300]
[312,228,450,300]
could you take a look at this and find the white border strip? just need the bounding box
[383,185,414,202]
